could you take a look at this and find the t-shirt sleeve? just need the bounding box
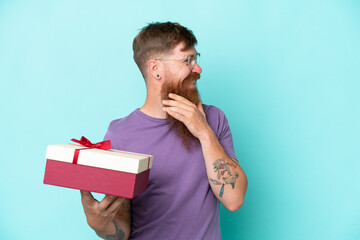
[103,119,119,149]
[206,105,237,160]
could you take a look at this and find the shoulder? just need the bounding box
[106,110,138,131]
[104,110,139,146]
[202,104,229,136]
[202,104,227,120]
[107,117,126,132]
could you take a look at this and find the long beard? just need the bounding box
[161,72,201,151]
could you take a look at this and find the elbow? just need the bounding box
[226,181,248,212]
[224,171,248,212]
[226,199,244,212]
[230,175,248,212]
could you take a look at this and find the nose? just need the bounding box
[192,62,202,74]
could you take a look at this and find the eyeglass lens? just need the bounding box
[189,54,199,66]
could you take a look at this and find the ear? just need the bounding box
[147,59,162,81]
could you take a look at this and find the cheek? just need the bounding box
[180,69,192,81]
[167,64,192,82]
[174,62,191,74]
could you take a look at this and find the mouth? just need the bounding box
[183,73,200,88]
[187,81,197,90]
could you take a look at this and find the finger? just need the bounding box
[107,197,126,213]
[163,106,192,118]
[165,108,186,122]
[98,195,118,211]
[162,99,194,111]
[80,190,97,205]
[168,93,193,107]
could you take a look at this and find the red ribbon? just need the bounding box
[70,136,111,164]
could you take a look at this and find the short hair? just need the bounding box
[133,22,197,79]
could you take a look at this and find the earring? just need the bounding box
[156,74,161,79]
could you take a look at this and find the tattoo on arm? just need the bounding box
[219,183,224,197]
[230,157,240,166]
[210,157,240,198]
[105,220,125,240]
[209,178,222,185]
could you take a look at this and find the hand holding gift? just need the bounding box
[80,190,130,239]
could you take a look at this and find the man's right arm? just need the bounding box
[80,190,131,240]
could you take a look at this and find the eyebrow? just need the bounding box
[182,52,198,57]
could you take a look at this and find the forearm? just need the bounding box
[95,216,131,240]
[199,127,248,212]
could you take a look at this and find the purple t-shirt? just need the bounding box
[104,104,236,240]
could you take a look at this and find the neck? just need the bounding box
[139,87,167,119]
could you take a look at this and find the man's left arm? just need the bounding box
[162,93,248,212]
[199,129,247,211]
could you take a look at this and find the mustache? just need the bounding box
[182,73,201,86]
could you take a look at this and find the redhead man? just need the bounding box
[80,22,247,240]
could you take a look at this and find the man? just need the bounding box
[80,22,248,240]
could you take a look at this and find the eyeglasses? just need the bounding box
[157,53,200,68]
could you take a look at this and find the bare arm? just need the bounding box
[199,130,248,211]
[80,191,131,240]
[163,94,248,212]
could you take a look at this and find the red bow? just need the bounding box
[70,137,111,164]
[71,136,111,150]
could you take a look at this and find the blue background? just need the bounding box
[1,0,359,239]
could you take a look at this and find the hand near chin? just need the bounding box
[162,93,211,140]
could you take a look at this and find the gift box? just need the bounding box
[43,137,153,198]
